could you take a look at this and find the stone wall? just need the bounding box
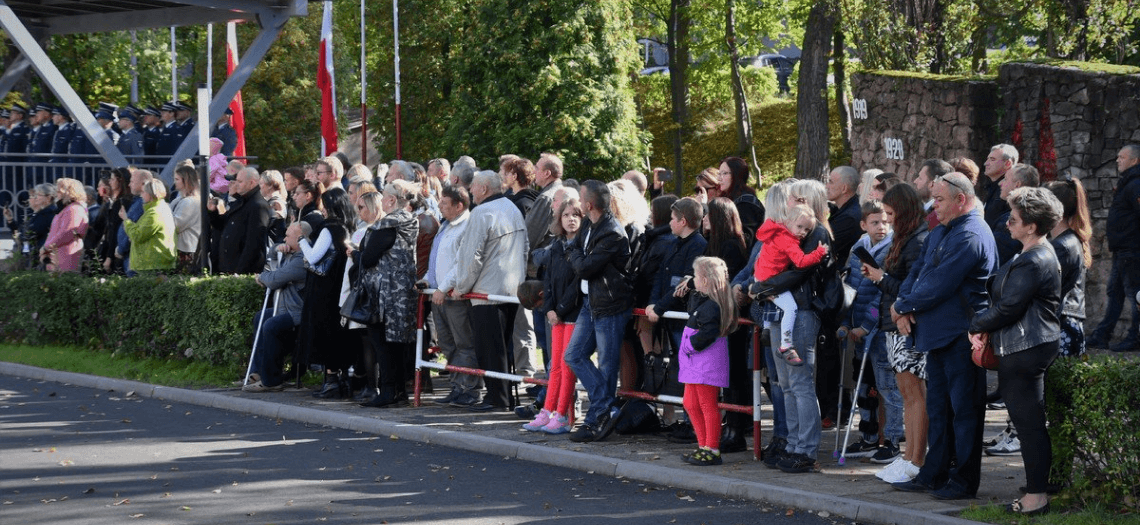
[850,63,1140,338]
[849,72,999,179]
[999,62,1140,339]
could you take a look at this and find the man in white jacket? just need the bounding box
[449,170,529,412]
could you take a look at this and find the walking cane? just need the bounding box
[243,251,283,387]
[837,329,878,465]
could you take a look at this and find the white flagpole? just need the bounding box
[393,0,401,159]
[207,23,213,95]
[170,27,178,101]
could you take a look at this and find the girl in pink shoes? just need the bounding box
[524,198,584,434]
[680,256,737,465]
[751,204,829,365]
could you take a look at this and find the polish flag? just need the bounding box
[226,22,247,159]
[318,0,337,156]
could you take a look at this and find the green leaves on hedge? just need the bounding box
[0,272,262,368]
[1046,355,1140,511]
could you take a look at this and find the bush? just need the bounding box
[1046,355,1140,511]
[0,271,263,370]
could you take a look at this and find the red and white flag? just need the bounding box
[226,22,247,159]
[318,0,338,156]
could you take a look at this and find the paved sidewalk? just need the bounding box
[1,362,1017,525]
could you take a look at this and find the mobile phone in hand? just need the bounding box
[852,246,880,269]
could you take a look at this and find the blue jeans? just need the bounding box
[916,334,986,495]
[857,331,904,444]
[563,296,631,426]
[252,308,297,387]
[1092,254,1140,343]
[769,309,821,459]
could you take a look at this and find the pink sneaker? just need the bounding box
[541,413,571,434]
[523,409,551,431]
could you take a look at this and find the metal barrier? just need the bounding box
[413,290,766,461]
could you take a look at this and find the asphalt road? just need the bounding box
[0,375,856,525]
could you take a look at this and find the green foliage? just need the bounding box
[1045,356,1140,511]
[36,29,176,105]
[959,500,1140,524]
[636,75,848,193]
[0,272,262,370]
[441,0,647,179]
[0,344,238,388]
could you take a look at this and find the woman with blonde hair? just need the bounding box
[120,179,176,273]
[40,178,88,272]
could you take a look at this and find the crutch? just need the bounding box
[831,330,851,459]
[242,250,282,387]
[837,329,877,465]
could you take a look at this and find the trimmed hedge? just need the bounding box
[1046,355,1140,510]
[0,271,262,370]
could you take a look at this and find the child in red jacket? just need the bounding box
[752,204,829,365]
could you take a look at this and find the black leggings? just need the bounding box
[365,325,408,394]
[997,340,1059,494]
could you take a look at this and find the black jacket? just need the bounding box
[650,231,707,316]
[875,222,929,332]
[732,192,765,248]
[632,224,675,307]
[829,198,862,264]
[1106,164,1140,255]
[543,238,583,323]
[1051,229,1086,320]
[507,187,539,217]
[685,293,722,352]
[748,225,833,310]
[565,213,632,318]
[211,187,270,274]
[981,175,1011,231]
[969,241,1061,356]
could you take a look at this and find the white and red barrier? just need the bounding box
[413,290,766,461]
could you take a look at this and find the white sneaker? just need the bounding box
[983,426,1011,447]
[985,433,1022,456]
[881,460,920,483]
[874,456,906,480]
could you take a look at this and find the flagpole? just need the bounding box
[207,24,213,95]
[360,0,367,165]
[170,27,178,101]
[130,30,138,104]
[393,0,401,160]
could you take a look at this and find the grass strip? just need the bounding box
[0,344,239,389]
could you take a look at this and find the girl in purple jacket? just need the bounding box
[680,256,738,466]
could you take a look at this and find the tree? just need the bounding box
[444,0,647,180]
[794,0,836,181]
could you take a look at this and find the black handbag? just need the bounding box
[305,248,336,276]
[340,282,376,324]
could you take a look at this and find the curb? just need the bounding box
[1,362,983,525]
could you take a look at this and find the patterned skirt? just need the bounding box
[886,331,926,380]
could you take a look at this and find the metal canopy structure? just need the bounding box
[0,0,310,182]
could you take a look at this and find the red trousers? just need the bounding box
[548,323,577,420]
[683,383,721,450]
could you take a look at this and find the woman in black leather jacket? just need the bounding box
[1045,179,1091,358]
[860,183,929,483]
[968,187,1064,516]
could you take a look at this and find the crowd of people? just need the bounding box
[7,125,1140,515]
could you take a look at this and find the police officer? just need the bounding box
[141,106,161,163]
[210,107,238,157]
[25,102,56,182]
[155,101,181,159]
[176,101,195,139]
[116,107,144,164]
[5,103,31,161]
[4,103,31,192]
[49,106,75,176]
[0,109,9,156]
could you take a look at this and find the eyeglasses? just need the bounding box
[316,170,331,175]
[936,175,972,196]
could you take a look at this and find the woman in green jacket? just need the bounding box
[120,179,176,273]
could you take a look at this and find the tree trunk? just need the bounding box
[833,24,852,163]
[667,0,692,196]
[794,0,836,181]
[725,0,753,160]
